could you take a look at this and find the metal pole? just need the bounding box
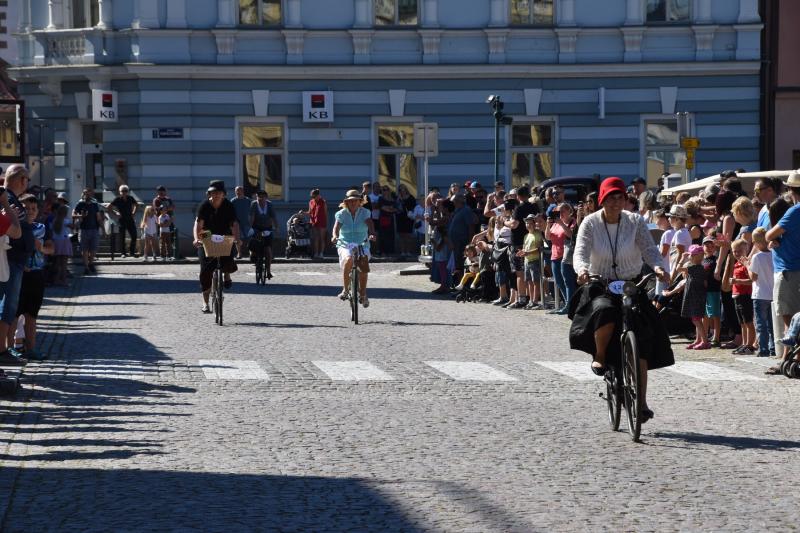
[493,113,500,185]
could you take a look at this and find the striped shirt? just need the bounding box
[573,210,662,281]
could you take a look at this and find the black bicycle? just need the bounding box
[598,273,655,442]
[345,239,369,325]
[204,235,235,326]
[252,231,271,286]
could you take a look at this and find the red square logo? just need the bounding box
[311,94,325,108]
[102,93,113,108]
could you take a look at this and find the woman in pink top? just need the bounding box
[308,189,328,259]
[545,203,576,314]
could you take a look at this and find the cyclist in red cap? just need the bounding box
[570,177,673,422]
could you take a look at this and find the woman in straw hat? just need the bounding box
[331,189,376,307]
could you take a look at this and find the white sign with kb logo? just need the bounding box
[92,89,118,122]
[302,91,334,123]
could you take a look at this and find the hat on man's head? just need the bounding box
[702,236,715,244]
[720,170,737,179]
[524,214,537,222]
[786,171,800,188]
[701,183,720,201]
[667,204,688,219]
[598,177,627,205]
[156,185,166,191]
[207,180,226,194]
[342,189,362,202]
[470,181,481,189]
[632,177,647,186]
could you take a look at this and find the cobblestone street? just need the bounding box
[1,261,798,532]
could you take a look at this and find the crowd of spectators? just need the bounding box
[426,170,800,374]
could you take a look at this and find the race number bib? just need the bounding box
[608,280,626,295]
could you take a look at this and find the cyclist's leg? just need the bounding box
[359,260,368,298]
[593,322,615,370]
[342,258,353,293]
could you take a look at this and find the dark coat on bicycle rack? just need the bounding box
[567,280,675,370]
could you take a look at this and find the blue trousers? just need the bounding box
[753,299,775,356]
[552,258,567,308]
[562,261,577,306]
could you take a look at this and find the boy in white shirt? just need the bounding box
[748,227,775,357]
[667,204,691,284]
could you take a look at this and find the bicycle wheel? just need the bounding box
[605,368,622,431]
[215,267,224,326]
[255,253,264,285]
[621,331,642,442]
[260,253,267,285]
[210,269,219,324]
[350,260,359,324]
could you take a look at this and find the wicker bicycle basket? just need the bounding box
[202,235,236,258]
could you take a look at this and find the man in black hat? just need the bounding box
[631,177,647,199]
[193,181,240,313]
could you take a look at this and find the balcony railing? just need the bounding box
[31,29,109,67]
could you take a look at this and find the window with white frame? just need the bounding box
[646,0,690,23]
[510,0,554,26]
[241,124,285,200]
[376,124,419,198]
[72,0,100,28]
[374,0,419,26]
[239,0,282,26]
[644,119,685,188]
[510,123,554,189]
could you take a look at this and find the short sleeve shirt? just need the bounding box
[197,199,237,236]
[27,222,52,271]
[659,228,676,272]
[702,255,721,292]
[749,250,774,301]
[110,196,137,220]
[549,222,570,261]
[523,231,542,263]
[732,261,752,296]
[74,199,100,230]
[511,202,538,246]
[335,207,371,249]
[249,200,275,230]
[773,204,800,272]
[231,197,252,228]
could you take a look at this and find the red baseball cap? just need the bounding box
[598,177,627,206]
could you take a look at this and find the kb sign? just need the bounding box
[92,89,118,123]
[302,91,334,123]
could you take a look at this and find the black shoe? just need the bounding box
[266,272,273,280]
[89,264,97,273]
[223,278,232,289]
[590,364,606,376]
[641,408,655,424]
[507,301,526,310]
[0,350,28,366]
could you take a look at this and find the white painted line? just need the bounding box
[667,361,764,381]
[293,272,326,276]
[736,357,779,369]
[534,361,601,382]
[425,361,516,381]
[96,273,176,279]
[198,360,270,380]
[312,360,394,381]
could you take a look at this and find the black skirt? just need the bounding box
[568,280,675,370]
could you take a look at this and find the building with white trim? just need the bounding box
[11,0,763,232]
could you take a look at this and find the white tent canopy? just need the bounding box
[661,170,796,195]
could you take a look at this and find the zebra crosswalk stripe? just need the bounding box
[533,361,602,382]
[198,360,270,380]
[665,361,764,381]
[425,361,517,381]
[312,360,394,381]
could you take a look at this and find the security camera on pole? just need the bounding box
[487,95,513,186]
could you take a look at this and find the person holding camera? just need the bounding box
[503,186,537,309]
[546,203,577,314]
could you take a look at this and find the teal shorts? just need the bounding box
[705,291,721,318]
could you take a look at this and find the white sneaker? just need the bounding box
[338,289,349,300]
[201,303,211,313]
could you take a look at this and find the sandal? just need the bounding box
[590,361,606,376]
[694,342,711,350]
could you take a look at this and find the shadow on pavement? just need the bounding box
[652,431,800,451]
[0,469,428,532]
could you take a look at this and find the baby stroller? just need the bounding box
[779,312,800,378]
[285,211,312,259]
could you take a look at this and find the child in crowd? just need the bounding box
[157,207,172,261]
[430,203,452,294]
[14,195,54,361]
[50,204,73,287]
[140,205,158,262]
[729,238,756,355]
[518,213,543,310]
[680,245,709,350]
[455,244,480,291]
[656,210,676,298]
[748,227,775,357]
[667,205,691,284]
[701,236,722,347]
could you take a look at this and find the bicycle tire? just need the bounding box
[216,267,224,326]
[255,253,263,285]
[605,368,622,431]
[350,260,359,324]
[211,270,219,324]
[622,331,642,442]
[260,254,267,285]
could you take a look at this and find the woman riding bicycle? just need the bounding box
[570,177,674,422]
[331,189,376,308]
